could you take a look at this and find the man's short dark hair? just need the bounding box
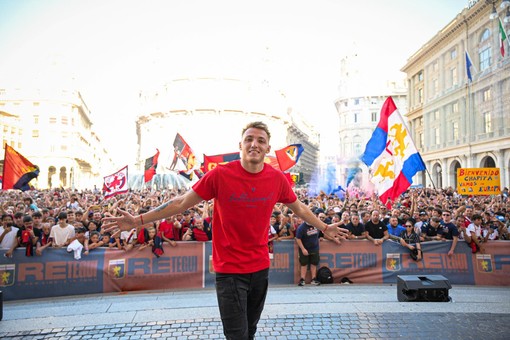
[472,214,483,221]
[58,212,68,220]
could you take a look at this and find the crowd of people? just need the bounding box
[2,119,509,340]
[1,186,509,262]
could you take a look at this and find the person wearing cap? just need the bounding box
[50,211,75,247]
[414,211,430,241]
[440,210,459,256]
[421,217,445,242]
[179,210,195,239]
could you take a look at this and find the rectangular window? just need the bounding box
[419,133,424,148]
[451,67,457,86]
[433,79,439,95]
[453,102,459,113]
[418,88,423,104]
[32,130,39,138]
[62,116,68,125]
[418,71,423,82]
[450,48,457,60]
[34,115,39,124]
[435,128,440,145]
[483,88,491,102]
[453,122,459,140]
[354,113,358,123]
[354,98,360,105]
[49,117,57,124]
[371,112,378,122]
[484,112,492,133]
[434,110,439,120]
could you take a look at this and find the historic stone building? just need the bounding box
[0,88,111,189]
[402,0,510,189]
[135,77,320,184]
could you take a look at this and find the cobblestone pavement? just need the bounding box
[1,312,509,340]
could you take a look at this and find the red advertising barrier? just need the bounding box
[1,240,509,301]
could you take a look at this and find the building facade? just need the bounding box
[402,0,510,190]
[0,88,111,189]
[334,53,408,189]
[136,77,320,184]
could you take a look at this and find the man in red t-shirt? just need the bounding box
[157,216,177,246]
[104,121,348,340]
[182,216,210,241]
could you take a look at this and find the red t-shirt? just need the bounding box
[192,160,297,274]
[193,228,209,241]
[158,220,175,240]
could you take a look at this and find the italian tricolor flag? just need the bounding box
[500,18,508,57]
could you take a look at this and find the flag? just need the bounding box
[144,149,160,183]
[103,166,128,198]
[2,145,39,191]
[264,155,281,170]
[173,133,196,171]
[465,50,474,82]
[499,18,508,57]
[178,169,194,181]
[202,152,282,172]
[360,97,426,206]
[202,152,241,172]
[275,144,304,172]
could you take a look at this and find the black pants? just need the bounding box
[215,268,269,340]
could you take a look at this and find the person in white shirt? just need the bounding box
[465,214,484,253]
[50,212,75,247]
[0,214,19,255]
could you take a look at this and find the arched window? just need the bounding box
[60,167,67,187]
[48,166,56,188]
[479,29,492,71]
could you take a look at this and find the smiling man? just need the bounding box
[103,121,348,340]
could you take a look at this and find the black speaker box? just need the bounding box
[397,275,451,302]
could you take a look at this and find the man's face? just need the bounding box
[239,127,270,166]
[465,208,473,217]
[442,212,452,222]
[341,212,350,221]
[351,215,360,225]
[389,217,398,227]
[194,218,204,229]
[2,217,13,226]
[371,211,380,222]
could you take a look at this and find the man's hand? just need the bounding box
[324,223,349,241]
[102,209,137,233]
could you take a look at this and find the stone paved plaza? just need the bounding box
[1,285,509,339]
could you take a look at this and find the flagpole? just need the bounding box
[425,168,436,190]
